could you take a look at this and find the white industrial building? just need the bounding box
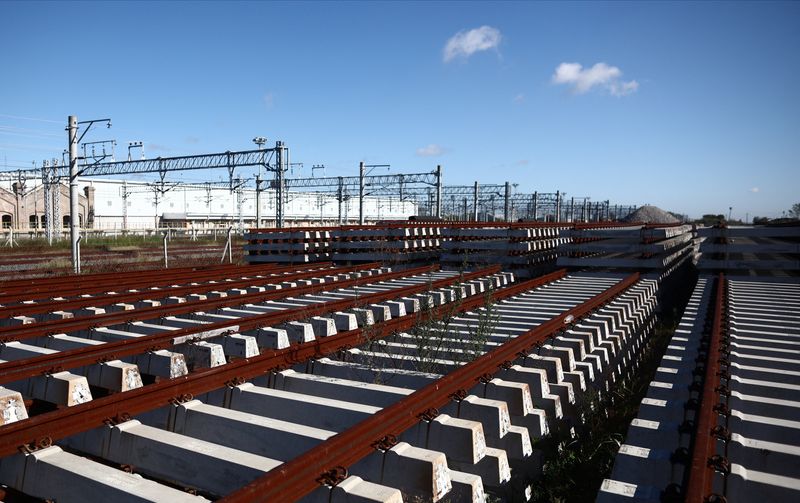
[0,178,417,231]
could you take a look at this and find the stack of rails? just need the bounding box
[696,223,800,273]
[243,225,442,266]
[440,223,569,278]
[244,222,671,275]
[331,225,442,265]
[244,227,333,264]
[557,223,695,272]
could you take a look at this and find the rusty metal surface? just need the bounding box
[685,273,727,502]
[220,271,640,502]
[0,266,535,458]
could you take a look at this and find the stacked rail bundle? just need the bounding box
[330,224,442,264]
[440,222,569,278]
[557,223,694,272]
[599,274,800,502]
[696,223,800,273]
[244,227,333,264]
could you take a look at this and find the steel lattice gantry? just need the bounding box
[278,164,443,225]
[404,183,508,221]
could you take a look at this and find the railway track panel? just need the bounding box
[0,253,714,502]
[0,265,491,412]
[213,272,665,502]
[599,274,800,503]
[0,267,510,502]
[0,262,316,307]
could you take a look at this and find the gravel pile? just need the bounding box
[622,205,681,224]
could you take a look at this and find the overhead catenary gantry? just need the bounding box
[61,115,292,273]
[277,163,443,225]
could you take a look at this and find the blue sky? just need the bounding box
[1,1,798,219]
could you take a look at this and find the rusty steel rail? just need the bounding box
[0,266,556,458]
[0,262,364,319]
[0,263,389,344]
[0,265,489,384]
[685,273,727,502]
[0,263,307,304]
[220,271,641,502]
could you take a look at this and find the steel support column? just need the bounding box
[504,181,511,222]
[358,161,365,225]
[472,181,479,221]
[435,164,442,218]
[555,190,561,222]
[68,116,79,274]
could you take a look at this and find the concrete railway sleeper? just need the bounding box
[0,266,497,410]
[599,274,800,503]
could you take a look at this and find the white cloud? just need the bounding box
[552,62,639,96]
[749,187,760,193]
[610,80,640,97]
[443,26,501,63]
[513,93,526,104]
[416,144,446,157]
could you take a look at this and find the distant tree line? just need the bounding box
[693,203,799,226]
[748,203,800,225]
